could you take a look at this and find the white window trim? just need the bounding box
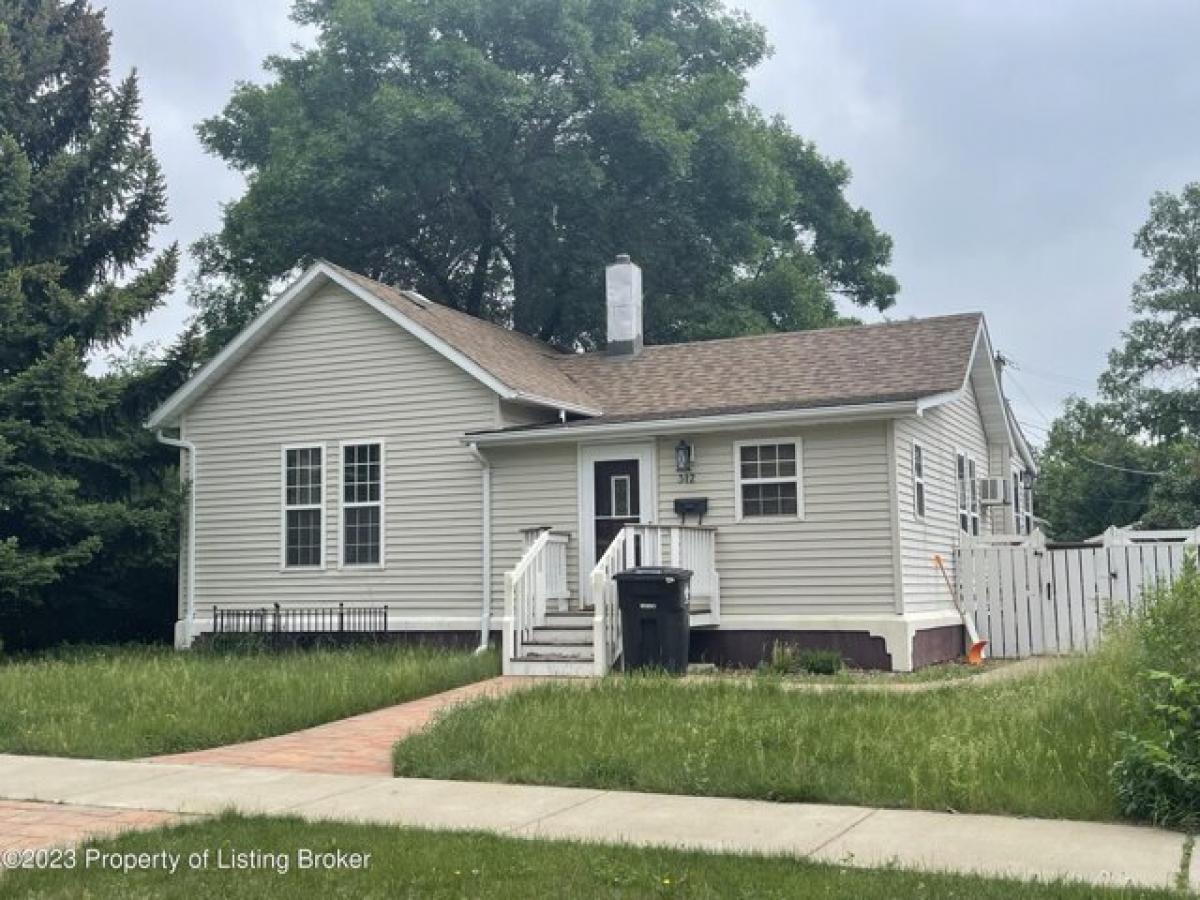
[608,473,633,520]
[1012,467,1024,534]
[733,437,805,522]
[339,438,386,570]
[280,442,326,571]
[911,440,926,522]
[956,449,981,537]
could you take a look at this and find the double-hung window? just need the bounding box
[1012,470,1023,534]
[341,441,384,567]
[283,445,324,568]
[736,440,802,519]
[912,442,926,520]
[956,451,980,536]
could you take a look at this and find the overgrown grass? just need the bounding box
[0,813,1173,899]
[0,643,498,759]
[395,645,1137,822]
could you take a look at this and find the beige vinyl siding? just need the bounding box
[487,443,579,616]
[894,386,992,613]
[184,286,497,620]
[655,422,897,616]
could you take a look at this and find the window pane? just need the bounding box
[742,481,798,517]
[913,445,923,478]
[740,446,759,465]
[742,485,762,517]
[740,461,758,479]
[778,458,796,477]
[344,443,382,504]
[777,444,795,462]
[612,476,631,518]
[779,481,798,515]
[344,506,381,565]
[286,508,321,567]
[286,448,322,506]
[916,482,926,518]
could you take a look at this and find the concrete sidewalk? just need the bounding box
[0,754,1193,890]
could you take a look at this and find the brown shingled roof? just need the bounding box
[335,264,981,425]
[552,313,982,425]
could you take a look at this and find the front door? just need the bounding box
[594,459,640,561]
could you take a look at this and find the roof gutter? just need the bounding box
[462,399,922,447]
[465,441,493,654]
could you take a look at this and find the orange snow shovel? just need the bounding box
[933,554,988,665]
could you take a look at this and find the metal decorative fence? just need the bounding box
[211,603,390,634]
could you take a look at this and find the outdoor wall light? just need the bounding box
[674,440,694,473]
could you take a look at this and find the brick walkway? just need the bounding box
[148,676,538,775]
[1,676,540,853]
[0,800,183,854]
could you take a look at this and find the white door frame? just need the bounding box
[578,440,658,605]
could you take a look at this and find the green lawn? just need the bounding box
[0,643,498,759]
[698,658,1010,687]
[0,813,1174,899]
[394,646,1138,822]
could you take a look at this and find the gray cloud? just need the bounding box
[105,0,1200,440]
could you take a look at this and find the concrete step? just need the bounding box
[529,626,593,645]
[543,611,593,628]
[506,657,595,677]
[516,642,593,661]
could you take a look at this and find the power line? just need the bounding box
[1075,454,1166,477]
[1006,358,1095,391]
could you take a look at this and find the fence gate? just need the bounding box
[955,528,1198,658]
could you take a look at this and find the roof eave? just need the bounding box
[462,399,922,447]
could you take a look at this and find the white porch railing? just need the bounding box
[591,531,628,676]
[621,524,720,621]
[503,529,569,667]
[589,524,721,675]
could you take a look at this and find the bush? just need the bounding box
[797,649,844,675]
[762,642,844,676]
[1114,670,1200,829]
[1112,559,1200,828]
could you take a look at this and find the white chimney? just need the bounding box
[605,253,643,355]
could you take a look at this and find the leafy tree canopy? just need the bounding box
[0,0,184,647]
[1042,183,1200,538]
[1102,183,1200,442]
[194,0,898,352]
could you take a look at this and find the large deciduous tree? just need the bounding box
[0,0,184,648]
[1041,184,1200,538]
[193,0,898,353]
[1102,183,1200,441]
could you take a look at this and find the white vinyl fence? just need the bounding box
[956,527,1199,658]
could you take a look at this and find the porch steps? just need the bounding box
[508,609,596,677]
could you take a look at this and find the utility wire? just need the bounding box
[1075,454,1166,477]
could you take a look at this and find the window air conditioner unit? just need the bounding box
[978,476,1011,506]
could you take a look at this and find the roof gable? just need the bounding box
[146,262,599,428]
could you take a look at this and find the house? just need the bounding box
[146,257,1037,674]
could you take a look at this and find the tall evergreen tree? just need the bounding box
[0,0,182,647]
[194,0,897,354]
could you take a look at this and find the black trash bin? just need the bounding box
[614,567,692,674]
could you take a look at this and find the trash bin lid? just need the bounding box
[613,566,693,582]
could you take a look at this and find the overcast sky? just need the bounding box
[104,0,1200,442]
